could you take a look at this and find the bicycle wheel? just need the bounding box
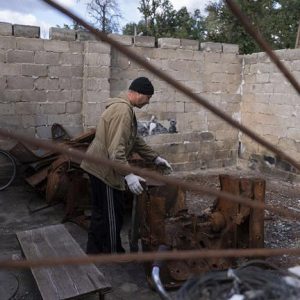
[0,150,17,191]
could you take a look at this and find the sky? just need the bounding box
[0,0,210,38]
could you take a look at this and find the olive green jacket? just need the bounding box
[80,93,158,190]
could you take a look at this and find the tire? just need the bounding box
[0,150,17,191]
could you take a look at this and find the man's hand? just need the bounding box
[125,173,146,195]
[154,156,173,173]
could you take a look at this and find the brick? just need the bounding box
[16,37,44,50]
[180,39,199,50]
[66,101,82,113]
[60,53,83,66]
[35,78,59,90]
[35,51,60,65]
[222,43,239,54]
[44,40,70,52]
[108,34,132,46]
[7,50,34,63]
[158,38,180,49]
[7,76,34,89]
[0,36,16,50]
[76,30,97,41]
[21,64,48,76]
[13,24,40,38]
[49,27,76,41]
[201,42,222,52]
[0,63,21,76]
[0,22,12,36]
[134,36,155,48]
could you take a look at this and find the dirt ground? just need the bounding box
[0,164,300,299]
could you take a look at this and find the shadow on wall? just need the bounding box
[137,116,177,136]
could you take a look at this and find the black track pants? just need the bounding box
[86,174,125,254]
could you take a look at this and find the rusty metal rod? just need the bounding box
[1,128,299,222]
[225,0,300,95]
[1,247,300,269]
[41,0,300,171]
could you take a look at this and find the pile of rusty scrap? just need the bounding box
[9,124,96,224]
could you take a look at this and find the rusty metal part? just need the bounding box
[42,0,300,171]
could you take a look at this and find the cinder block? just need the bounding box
[180,39,199,50]
[49,27,76,41]
[7,76,34,89]
[222,43,239,54]
[36,126,52,139]
[34,78,59,90]
[134,36,155,48]
[0,103,15,115]
[44,40,70,52]
[84,53,110,66]
[7,50,34,63]
[16,37,44,50]
[0,36,16,50]
[77,30,97,41]
[60,53,83,66]
[85,41,110,54]
[66,101,82,113]
[22,90,47,102]
[2,90,22,102]
[21,64,48,76]
[15,102,39,115]
[46,90,72,102]
[0,22,12,36]
[158,38,180,49]
[35,51,60,65]
[200,42,222,53]
[108,34,132,46]
[22,115,47,127]
[40,103,65,114]
[13,24,40,38]
[0,63,21,76]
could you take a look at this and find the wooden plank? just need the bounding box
[17,224,111,300]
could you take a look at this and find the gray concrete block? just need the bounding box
[85,53,111,66]
[40,102,65,114]
[34,78,59,90]
[7,76,34,89]
[35,51,60,65]
[0,103,15,115]
[69,41,84,53]
[134,36,155,48]
[47,90,72,102]
[16,37,44,50]
[21,64,48,76]
[0,36,16,50]
[85,41,110,54]
[71,90,83,102]
[22,115,47,127]
[15,102,39,115]
[49,66,83,78]
[13,24,40,38]
[2,90,22,102]
[180,39,199,50]
[71,77,83,90]
[108,34,132,46]
[66,101,82,113]
[36,126,52,139]
[158,38,180,49]
[200,42,222,52]
[44,40,70,52]
[0,63,21,76]
[49,27,76,41]
[60,53,83,66]
[222,43,239,54]
[77,30,97,41]
[7,50,34,63]
[21,90,47,102]
[0,50,5,62]
[0,22,13,36]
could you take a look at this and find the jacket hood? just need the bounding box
[106,92,133,109]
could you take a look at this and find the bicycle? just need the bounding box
[0,149,17,191]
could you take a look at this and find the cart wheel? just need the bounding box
[0,150,16,191]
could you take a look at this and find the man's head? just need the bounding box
[128,77,154,108]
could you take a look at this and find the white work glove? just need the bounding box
[154,156,173,173]
[125,173,146,195]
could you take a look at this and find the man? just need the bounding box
[81,77,172,254]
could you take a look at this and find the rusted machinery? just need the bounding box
[133,174,265,288]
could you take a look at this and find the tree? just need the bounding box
[204,0,300,54]
[79,0,122,33]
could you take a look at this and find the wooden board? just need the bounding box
[17,224,111,300]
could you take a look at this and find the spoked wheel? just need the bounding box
[0,150,17,191]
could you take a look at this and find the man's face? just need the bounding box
[130,91,152,108]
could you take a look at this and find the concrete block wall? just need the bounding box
[240,49,300,173]
[110,40,241,171]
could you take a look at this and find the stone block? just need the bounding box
[77,30,97,41]
[0,22,12,36]
[0,36,16,50]
[13,24,40,38]
[86,78,109,91]
[16,37,44,50]
[21,64,48,76]
[71,77,83,89]
[200,42,222,53]
[108,34,132,46]
[66,101,82,114]
[134,36,155,48]
[85,53,111,66]
[48,113,82,126]
[15,102,39,115]
[85,41,111,54]
[2,90,22,102]
[22,115,47,127]
[35,51,60,65]
[71,90,83,102]
[49,27,76,41]
[60,53,83,66]
[58,78,71,89]
[222,43,239,54]
[49,66,83,78]
[69,41,84,53]
[0,63,21,76]
[35,78,59,90]
[180,39,199,50]
[158,38,180,49]
[7,49,34,63]
[0,103,15,115]
[7,76,34,89]
[44,40,70,52]
[21,90,47,102]
[40,103,65,114]
[47,90,72,102]
[87,66,110,78]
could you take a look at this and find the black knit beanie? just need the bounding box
[129,77,154,95]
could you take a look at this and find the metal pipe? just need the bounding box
[152,267,172,300]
